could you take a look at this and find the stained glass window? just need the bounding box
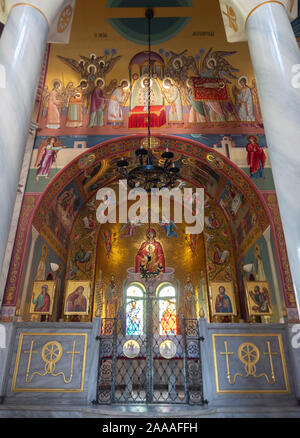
[158,285,177,335]
[126,285,144,336]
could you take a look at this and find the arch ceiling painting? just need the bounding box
[32,136,270,262]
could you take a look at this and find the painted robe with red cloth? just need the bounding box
[135,239,165,273]
[246,141,266,178]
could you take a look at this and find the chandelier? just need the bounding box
[117,8,180,193]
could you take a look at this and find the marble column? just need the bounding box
[17,226,39,322]
[0,0,66,289]
[263,226,283,322]
[219,0,300,309]
[0,122,38,309]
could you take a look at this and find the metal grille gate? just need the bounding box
[96,296,204,404]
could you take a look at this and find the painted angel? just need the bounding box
[200,48,239,83]
[45,80,64,129]
[165,50,200,86]
[232,76,256,122]
[35,137,64,181]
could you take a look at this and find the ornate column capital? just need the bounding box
[218,0,298,42]
[6,0,75,43]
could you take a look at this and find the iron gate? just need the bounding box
[96,296,204,404]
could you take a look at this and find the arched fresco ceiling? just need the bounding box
[31,136,271,261]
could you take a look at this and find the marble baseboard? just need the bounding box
[0,404,300,418]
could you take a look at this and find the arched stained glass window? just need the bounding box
[126,284,144,336]
[158,285,177,335]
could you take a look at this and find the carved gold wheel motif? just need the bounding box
[238,342,260,375]
[41,341,63,373]
[57,5,73,34]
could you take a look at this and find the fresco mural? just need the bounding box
[1,0,298,325]
[39,46,264,135]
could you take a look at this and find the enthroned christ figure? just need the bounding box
[135,229,165,273]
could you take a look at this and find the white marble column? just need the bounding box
[263,226,283,322]
[17,226,39,322]
[219,0,300,309]
[0,1,66,296]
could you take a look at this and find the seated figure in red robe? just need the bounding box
[135,228,165,273]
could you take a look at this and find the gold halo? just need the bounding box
[162,77,173,89]
[238,75,249,85]
[90,53,97,59]
[247,135,259,143]
[119,79,130,90]
[87,64,97,73]
[141,76,153,88]
[172,57,183,68]
[186,78,193,88]
[79,80,88,89]
[51,78,62,89]
[95,77,105,88]
[207,57,217,68]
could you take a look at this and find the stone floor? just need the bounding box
[0,404,300,418]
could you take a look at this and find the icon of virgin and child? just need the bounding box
[135,229,165,274]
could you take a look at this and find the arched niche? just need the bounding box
[27,135,275,323]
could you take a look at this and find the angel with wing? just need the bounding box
[200,48,239,83]
[35,137,65,182]
[199,50,239,122]
[165,50,200,86]
[57,52,121,94]
[232,76,256,122]
[249,285,271,314]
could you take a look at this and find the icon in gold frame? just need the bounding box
[245,281,272,316]
[29,281,56,315]
[64,281,90,315]
[210,282,237,317]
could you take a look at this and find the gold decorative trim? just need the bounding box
[245,1,286,28]
[212,333,290,393]
[11,333,88,392]
[10,3,49,27]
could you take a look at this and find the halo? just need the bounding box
[51,78,62,88]
[141,76,153,88]
[95,77,105,88]
[98,59,106,67]
[207,57,217,68]
[238,75,249,85]
[172,57,183,69]
[47,136,58,143]
[79,79,88,89]
[162,77,173,89]
[186,78,193,88]
[87,63,97,73]
[246,135,259,143]
[89,53,97,59]
[119,78,130,90]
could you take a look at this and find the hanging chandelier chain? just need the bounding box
[147,9,151,154]
[146,9,152,245]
